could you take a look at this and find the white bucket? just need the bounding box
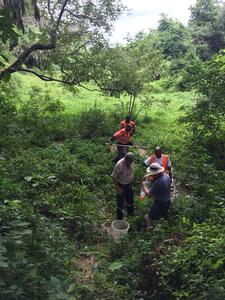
[111,220,130,240]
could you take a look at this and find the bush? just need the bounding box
[75,108,113,138]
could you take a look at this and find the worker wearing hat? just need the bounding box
[141,162,171,229]
[144,146,172,179]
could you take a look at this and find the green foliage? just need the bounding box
[157,14,191,60]
[91,36,163,94]
[184,51,225,167]
[74,107,113,138]
[189,0,225,60]
[155,223,225,299]
[1,14,225,297]
[18,86,65,145]
[0,9,18,44]
[0,0,125,83]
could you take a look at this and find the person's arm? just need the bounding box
[167,166,172,180]
[167,157,172,179]
[144,157,151,166]
[142,180,152,197]
[109,135,116,145]
[130,127,135,136]
[130,122,136,136]
[112,176,123,194]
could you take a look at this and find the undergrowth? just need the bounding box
[0,78,225,299]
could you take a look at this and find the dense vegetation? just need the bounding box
[1,0,225,299]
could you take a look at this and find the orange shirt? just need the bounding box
[120,120,136,130]
[149,154,169,170]
[113,128,131,144]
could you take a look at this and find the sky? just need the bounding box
[109,0,197,43]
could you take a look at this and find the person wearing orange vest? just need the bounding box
[110,124,133,160]
[144,146,172,179]
[120,115,136,135]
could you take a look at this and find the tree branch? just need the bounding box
[47,0,55,24]
[0,0,70,81]
[20,67,80,85]
[21,68,103,92]
[78,83,101,92]
[65,9,95,23]
[55,0,69,31]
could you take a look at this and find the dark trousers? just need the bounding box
[117,183,134,219]
[117,144,128,160]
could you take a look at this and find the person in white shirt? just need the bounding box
[111,152,134,219]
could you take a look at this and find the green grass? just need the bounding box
[14,73,119,113]
[14,72,196,113]
[13,72,196,153]
[132,91,197,154]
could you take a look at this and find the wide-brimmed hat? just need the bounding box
[146,162,164,175]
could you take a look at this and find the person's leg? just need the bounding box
[124,146,128,157]
[125,184,134,216]
[159,201,171,219]
[147,201,160,230]
[117,145,123,160]
[146,214,154,229]
[117,145,127,160]
[116,185,125,219]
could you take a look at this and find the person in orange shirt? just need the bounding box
[110,124,133,160]
[144,146,172,179]
[120,115,136,135]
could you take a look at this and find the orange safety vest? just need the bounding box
[150,154,169,170]
[120,120,136,130]
[113,128,131,144]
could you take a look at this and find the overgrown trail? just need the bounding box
[74,200,113,286]
[74,145,181,291]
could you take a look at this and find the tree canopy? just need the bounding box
[0,0,125,82]
[189,0,225,60]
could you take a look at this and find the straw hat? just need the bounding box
[146,162,164,175]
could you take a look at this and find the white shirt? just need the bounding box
[111,158,134,185]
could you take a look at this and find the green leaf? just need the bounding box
[9,221,30,227]
[67,283,77,293]
[9,285,17,290]
[56,293,68,299]
[2,72,11,82]
[211,259,224,270]
[0,260,8,268]
[108,261,124,271]
[24,176,33,182]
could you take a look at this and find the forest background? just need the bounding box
[0,0,225,299]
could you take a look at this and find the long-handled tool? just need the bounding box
[105,143,147,150]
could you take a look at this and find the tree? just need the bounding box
[149,14,196,79]
[157,14,191,60]
[0,0,40,32]
[89,33,163,115]
[0,0,125,83]
[186,50,225,166]
[189,0,225,60]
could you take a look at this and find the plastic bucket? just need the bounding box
[111,220,130,240]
